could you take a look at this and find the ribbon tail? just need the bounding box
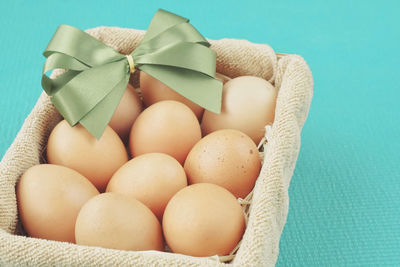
[51,60,129,127]
[80,77,129,139]
[140,65,222,114]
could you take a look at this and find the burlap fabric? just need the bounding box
[0,26,313,266]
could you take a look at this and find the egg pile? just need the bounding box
[17,72,277,257]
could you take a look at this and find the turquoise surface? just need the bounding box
[1,1,399,266]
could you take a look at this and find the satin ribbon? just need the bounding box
[42,9,222,138]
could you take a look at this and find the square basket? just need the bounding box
[0,26,313,266]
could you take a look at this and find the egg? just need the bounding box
[140,71,204,120]
[163,183,245,257]
[129,100,201,164]
[106,153,187,220]
[17,164,99,243]
[184,129,261,198]
[109,83,143,143]
[75,192,163,251]
[47,120,129,192]
[201,76,277,144]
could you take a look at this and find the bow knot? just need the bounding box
[125,55,135,74]
[42,9,222,139]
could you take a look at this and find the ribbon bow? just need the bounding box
[42,9,222,139]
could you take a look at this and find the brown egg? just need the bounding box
[129,100,201,164]
[47,120,129,192]
[184,129,261,198]
[107,153,187,220]
[17,164,99,243]
[109,83,143,143]
[163,183,245,257]
[75,192,163,251]
[140,71,204,120]
[201,76,277,144]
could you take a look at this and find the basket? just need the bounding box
[0,26,313,266]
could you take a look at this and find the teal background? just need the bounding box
[1,1,399,266]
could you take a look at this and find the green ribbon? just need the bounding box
[42,9,222,139]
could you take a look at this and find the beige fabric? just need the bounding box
[0,26,313,266]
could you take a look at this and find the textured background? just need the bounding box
[1,1,399,266]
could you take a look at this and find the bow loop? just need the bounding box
[141,9,189,43]
[44,25,124,67]
[134,42,216,77]
[133,22,209,56]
